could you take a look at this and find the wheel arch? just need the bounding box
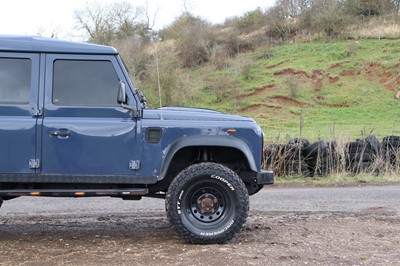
[159,135,258,181]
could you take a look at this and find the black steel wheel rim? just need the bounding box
[189,186,226,223]
[181,178,234,228]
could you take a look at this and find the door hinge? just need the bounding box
[129,107,141,118]
[129,160,140,170]
[31,106,42,116]
[29,159,40,169]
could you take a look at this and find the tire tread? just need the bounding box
[165,162,249,244]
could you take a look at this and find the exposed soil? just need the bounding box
[272,96,306,107]
[311,70,324,80]
[274,68,310,79]
[328,76,340,84]
[314,81,323,91]
[1,185,399,265]
[365,63,399,91]
[321,102,351,108]
[239,84,276,99]
[341,70,357,77]
[379,72,393,84]
[380,72,393,78]
[273,68,326,92]
[329,61,350,69]
[240,103,282,112]
[1,211,399,266]
[239,87,266,98]
[242,60,398,114]
[386,84,394,91]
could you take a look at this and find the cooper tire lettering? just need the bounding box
[166,162,249,244]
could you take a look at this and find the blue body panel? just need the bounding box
[0,114,36,173]
[40,53,139,176]
[0,52,39,174]
[138,108,263,179]
[0,35,117,54]
[0,36,265,185]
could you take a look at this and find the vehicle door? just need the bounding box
[0,53,40,174]
[41,54,138,177]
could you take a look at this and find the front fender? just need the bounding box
[159,135,258,180]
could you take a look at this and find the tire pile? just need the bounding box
[264,135,400,177]
[382,136,400,168]
[344,135,380,174]
[265,143,310,177]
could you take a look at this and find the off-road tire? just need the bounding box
[347,147,372,154]
[365,135,381,154]
[302,140,328,158]
[346,152,373,162]
[383,136,400,144]
[165,162,249,244]
[288,138,310,148]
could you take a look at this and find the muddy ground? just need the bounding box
[1,185,399,265]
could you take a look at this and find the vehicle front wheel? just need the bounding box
[166,162,249,244]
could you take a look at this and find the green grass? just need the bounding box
[193,39,400,142]
[146,39,400,142]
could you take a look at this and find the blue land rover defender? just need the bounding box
[0,35,273,244]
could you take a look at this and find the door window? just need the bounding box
[52,60,119,106]
[0,57,31,104]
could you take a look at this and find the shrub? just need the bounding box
[160,14,216,68]
[301,0,352,37]
[233,8,267,34]
[113,37,151,82]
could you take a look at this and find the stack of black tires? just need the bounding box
[302,140,338,176]
[265,135,400,177]
[284,140,310,177]
[265,138,339,177]
[382,136,400,168]
[264,144,309,177]
[344,135,380,174]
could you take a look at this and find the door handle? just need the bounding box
[49,129,71,138]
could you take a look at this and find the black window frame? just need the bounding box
[0,56,32,105]
[52,59,121,107]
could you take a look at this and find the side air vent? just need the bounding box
[146,128,162,143]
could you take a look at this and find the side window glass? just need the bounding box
[53,60,120,106]
[0,57,31,104]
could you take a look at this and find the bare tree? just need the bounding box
[344,0,394,16]
[266,5,296,39]
[143,1,158,35]
[36,25,61,38]
[74,1,147,44]
[181,0,198,17]
[134,1,159,41]
[393,0,400,15]
[274,0,314,19]
[307,0,349,36]
[74,2,111,44]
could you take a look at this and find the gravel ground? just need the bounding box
[1,184,399,265]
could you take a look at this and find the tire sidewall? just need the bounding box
[166,163,249,243]
[179,175,238,237]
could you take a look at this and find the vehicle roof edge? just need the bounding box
[0,35,117,55]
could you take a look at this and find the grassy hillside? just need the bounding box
[187,39,400,142]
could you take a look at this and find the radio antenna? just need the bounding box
[155,44,163,119]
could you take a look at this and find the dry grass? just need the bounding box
[344,17,400,39]
[264,135,400,181]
